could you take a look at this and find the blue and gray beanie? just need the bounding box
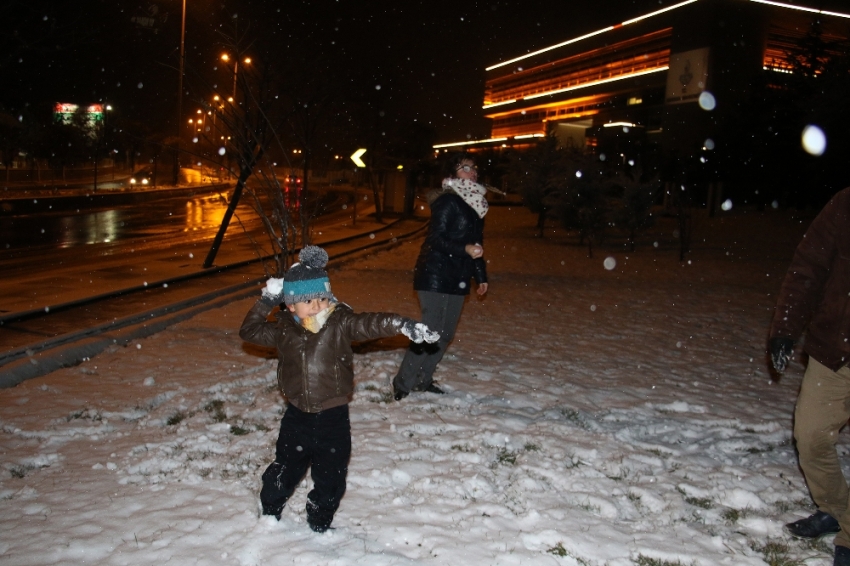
[283,246,335,305]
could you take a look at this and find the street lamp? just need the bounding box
[220,54,251,101]
[174,0,187,186]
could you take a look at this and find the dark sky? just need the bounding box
[192,0,660,143]
[5,0,845,146]
[244,0,656,142]
[3,0,655,141]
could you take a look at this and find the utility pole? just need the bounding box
[174,0,187,186]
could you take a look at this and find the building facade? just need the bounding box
[436,0,849,174]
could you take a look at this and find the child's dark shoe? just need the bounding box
[306,499,333,532]
[309,521,332,533]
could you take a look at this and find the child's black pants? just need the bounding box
[260,403,351,529]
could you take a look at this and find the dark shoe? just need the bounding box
[309,521,332,533]
[261,505,282,521]
[423,383,445,394]
[393,386,409,401]
[306,498,334,532]
[785,510,840,538]
[835,545,850,566]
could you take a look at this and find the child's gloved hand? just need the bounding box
[260,277,284,306]
[769,336,794,372]
[400,320,440,344]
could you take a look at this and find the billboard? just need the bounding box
[665,48,710,105]
[54,103,104,127]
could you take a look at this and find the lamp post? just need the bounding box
[174,0,187,186]
[221,54,251,102]
[212,95,220,130]
[195,108,204,133]
[104,105,116,180]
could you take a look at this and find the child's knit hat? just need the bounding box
[283,246,335,305]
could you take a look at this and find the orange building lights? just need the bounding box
[434,0,850,155]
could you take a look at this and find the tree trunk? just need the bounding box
[203,142,262,268]
[536,208,546,238]
[368,168,383,223]
[301,152,311,246]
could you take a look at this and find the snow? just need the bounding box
[1,205,844,565]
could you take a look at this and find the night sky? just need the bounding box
[4,0,846,147]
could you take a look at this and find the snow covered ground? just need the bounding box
[1,204,844,566]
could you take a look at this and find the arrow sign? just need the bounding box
[350,148,367,168]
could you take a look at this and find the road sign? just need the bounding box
[350,148,367,168]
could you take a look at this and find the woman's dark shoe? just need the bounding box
[423,383,445,394]
[393,386,409,401]
[784,510,840,538]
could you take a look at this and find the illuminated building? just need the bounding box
[437,0,849,160]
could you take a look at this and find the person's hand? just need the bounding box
[260,277,284,306]
[400,320,440,344]
[465,243,484,259]
[769,336,794,372]
[477,282,489,296]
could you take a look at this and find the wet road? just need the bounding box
[0,187,365,316]
[1,191,253,256]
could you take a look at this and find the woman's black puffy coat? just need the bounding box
[413,192,487,295]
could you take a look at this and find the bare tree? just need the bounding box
[611,169,659,252]
[0,111,22,182]
[280,65,344,242]
[197,53,297,276]
[507,134,572,238]
[178,29,348,276]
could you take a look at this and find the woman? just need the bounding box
[393,153,489,400]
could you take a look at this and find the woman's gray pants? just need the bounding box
[393,291,466,394]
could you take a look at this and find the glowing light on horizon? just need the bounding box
[482,99,517,110]
[433,137,508,149]
[482,66,668,110]
[523,66,668,100]
[486,27,617,71]
[486,0,698,71]
[748,0,850,19]
[486,0,848,74]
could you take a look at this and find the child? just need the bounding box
[239,245,438,532]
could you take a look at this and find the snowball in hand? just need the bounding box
[262,277,284,300]
[401,321,440,344]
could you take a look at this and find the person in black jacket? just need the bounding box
[393,153,489,400]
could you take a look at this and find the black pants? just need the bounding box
[260,404,351,529]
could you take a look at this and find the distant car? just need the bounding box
[282,175,302,209]
[130,169,153,186]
